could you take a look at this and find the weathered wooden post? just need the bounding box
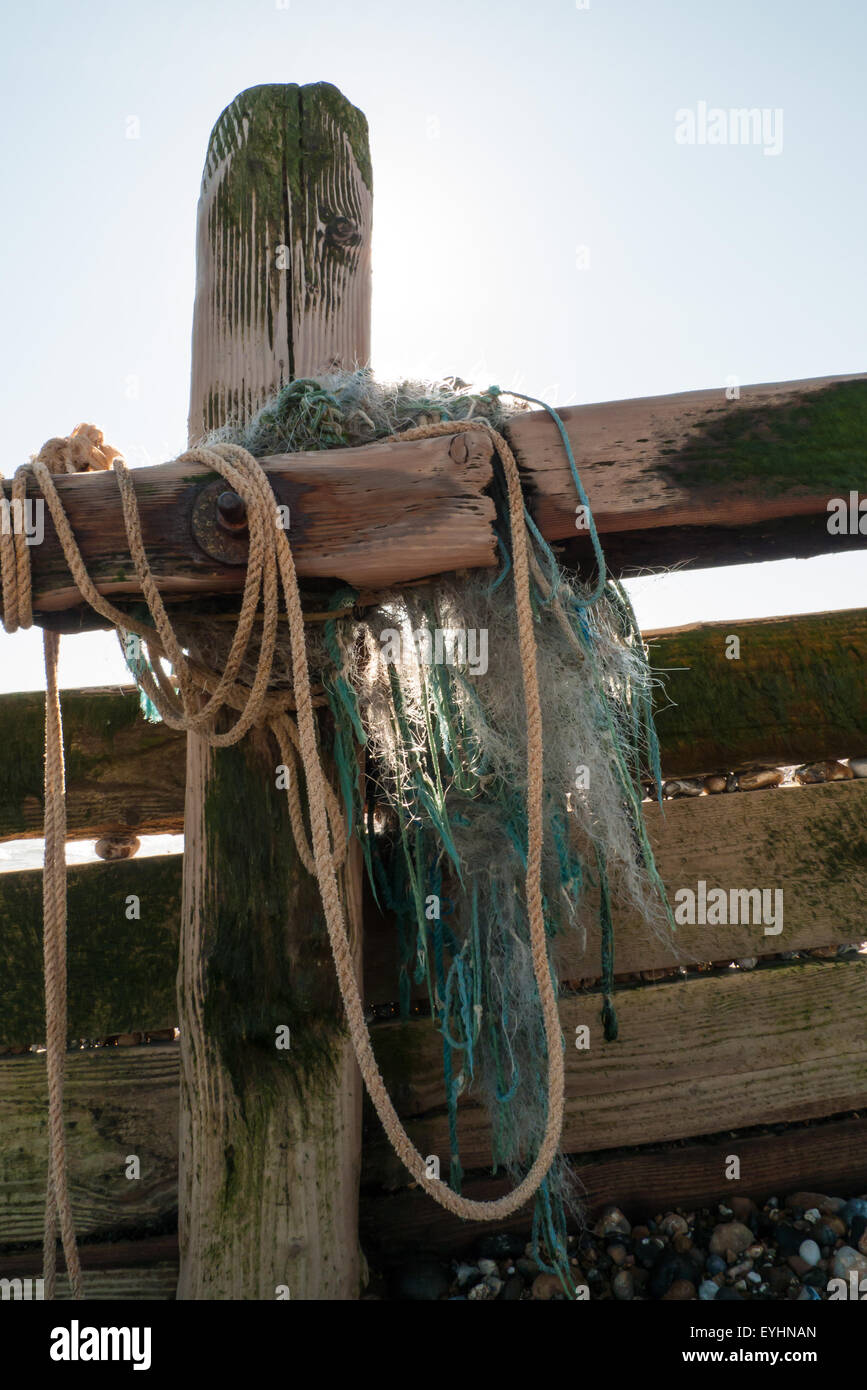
[178,82,372,1300]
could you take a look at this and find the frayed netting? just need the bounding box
[157,374,675,1285]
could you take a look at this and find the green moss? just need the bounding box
[656,379,867,494]
[649,609,867,774]
[0,856,180,1045]
[300,81,372,192]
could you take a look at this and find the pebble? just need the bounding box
[428,1186,867,1304]
[738,768,783,791]
[661,1212,689,1239]
[663,779,703,798]
[709,1221,754,1257]
[788,1190,845,1215]
[831,1246,867,1280]
[729,1196,757,1223]
[531,1272,565,1300]
[704,774,727,794]
[795,759,854,784]
[842,1197,867,1229]
[468,1278,501,1300]
[662,1279,696,1301]
[595,1206,631,1238]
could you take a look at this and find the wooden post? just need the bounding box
[178,83,371,1300]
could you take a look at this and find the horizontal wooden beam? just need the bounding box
[514,372,867,573]
[363,960,867,1183]
[2,780,863,1040]
[366,779,867,1001]
[25,430,497,615]
[648,607,867,777]
[0,1043,179,1248]
[0,856,179,1047]
[4,960,865,1248]
[360,1114,867,1252]
[1,604,864,845]
[0,687,185,842]
[18,373,866,620]
[0,1235,179,1299]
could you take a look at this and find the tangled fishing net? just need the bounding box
[158,370,675,1291]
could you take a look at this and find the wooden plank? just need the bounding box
[0,688,185,843]
[179,82,367,1303]
[0,607,861,841]
[3,961,864,1252]
[20,374,867,623]
[0,1235,179,1300]
[363,960,867,1181]
[648,608,867,777]
[2,782,862,1041]
[0,1044,179,1248]
[365,779,867,1001]
[514,373,867,573]
[0,856,180,1047]
[25,429,497,618]
[359,1115,867,1251]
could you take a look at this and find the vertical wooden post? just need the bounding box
[178,83,372,1300]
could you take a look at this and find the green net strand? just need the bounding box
[134,374,678,1297]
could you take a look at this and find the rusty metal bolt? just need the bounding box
[216,490,248,531]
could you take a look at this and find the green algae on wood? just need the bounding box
[0,687,185,841]
[0,856,180,1047]
[654,379,867,494]
[648,607,867,778]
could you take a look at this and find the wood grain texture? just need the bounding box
[0,1045,179,1248]
[179,82,368,1302]
[359,1115,867,1252]
[512,373,867,573]
[0,687,185,842]
[24,431,497,615]
[188,82,372,441]
[2,780,862,1043]
[21,374,866,622]
[2,606,862,841]
[363,960,867,1182]
[648,608,867,777]
[366,778,867,1001]
[4,961,864,1250]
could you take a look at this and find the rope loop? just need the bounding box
[3,409,582,1297]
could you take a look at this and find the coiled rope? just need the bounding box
[0,414,569,1296]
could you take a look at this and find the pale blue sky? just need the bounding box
[1,0,865,694]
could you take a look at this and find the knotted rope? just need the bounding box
[0,413,569,1298]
